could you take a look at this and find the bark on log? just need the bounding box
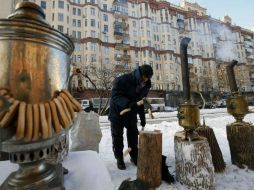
[175,131,214,190]
[196,125,225,172]
[227,123,254,170]
[137,130,162,188]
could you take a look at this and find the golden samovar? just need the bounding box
[226,60,251,124]
[0,2,81,189]
[177,37,200,140]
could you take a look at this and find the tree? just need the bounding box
[70,64,130,115]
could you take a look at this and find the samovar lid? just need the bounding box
[8,2,46,24]
[0,2,74,55]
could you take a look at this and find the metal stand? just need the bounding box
[0,133,65,190]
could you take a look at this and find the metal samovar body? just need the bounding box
[178,102,200,130]
[0,2,73,104]
[0,2,74,190]
[177,37,200,139]
[226,60,251,124]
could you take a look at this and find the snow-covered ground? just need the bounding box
[99,109,254,190]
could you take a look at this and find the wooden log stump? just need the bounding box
[227,123,254,170]
[137,130,162,188]
[196,125,225,172]
[175,131,214,190]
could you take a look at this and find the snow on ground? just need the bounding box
[99,110,254,190]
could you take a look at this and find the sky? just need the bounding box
[168,0,254,30]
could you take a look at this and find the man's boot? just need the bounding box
[130,157,137,166]
[117,157,126,170]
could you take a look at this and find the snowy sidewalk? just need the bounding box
[99,112,254,190]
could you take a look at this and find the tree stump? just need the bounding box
[227,123,254,170]
[175,131,214,190]
[196,125,225,172]
[137,130,162,188]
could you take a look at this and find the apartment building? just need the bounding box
[1,0,254,93]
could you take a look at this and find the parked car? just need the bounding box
[80,99,90,110]
[198,101,217,109]
[164,106,177,112]
[146,98,165,112]
[215,99,227,108]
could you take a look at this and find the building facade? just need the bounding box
[1,0,254,94]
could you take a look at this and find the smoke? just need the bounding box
[211,23,238,62]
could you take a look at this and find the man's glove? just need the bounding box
[129,102,138,110]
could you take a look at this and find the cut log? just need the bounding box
[175,131,214,190]
[137,130,162,188]
[196,125,225,172]
[227,123,254,170]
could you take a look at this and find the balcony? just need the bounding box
[114,21,129,31]
[115,42,130,50]
[114,31,129,39]
[114,64,131,73]
[113,11,128,19]
[123,54,131,61]
[114,54,131,61]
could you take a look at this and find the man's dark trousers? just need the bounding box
[111,120,139,159]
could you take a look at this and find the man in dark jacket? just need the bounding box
[108,65,153,170]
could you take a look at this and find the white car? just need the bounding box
[80,99,90,110]
[215,99,227,108]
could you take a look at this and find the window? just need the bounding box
[149,50,152,57]
[72,19,76,27]
[77,20,81,27]
[135,50,138,58]
[52,1,55,8]
[75,43,81,51]
[77,31,81,38]
[91,54,96,62]
[72,31,76,38]
[133,30,137,37]
[146,20,150,27]
[41,1,46,9]
[58,13,64,21]
[103,4,107,11]
[90,8,95,15]
[105,58,109,64]
[104,36,109,42]
[77,55,81,62]
[52,13,54,21]
[91,30,96,38]
[58,25,63,32]
[91,43,96,51]
[85,19,87,26]
[104,25,108,32]
[132,21,136,27]
[58,1,64,9]
[147,30,150,37]
[91,19,95,27]
[73,7,76,15]
[103,14,108,21]
[104,47,109,54]
[77,9,81,16]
